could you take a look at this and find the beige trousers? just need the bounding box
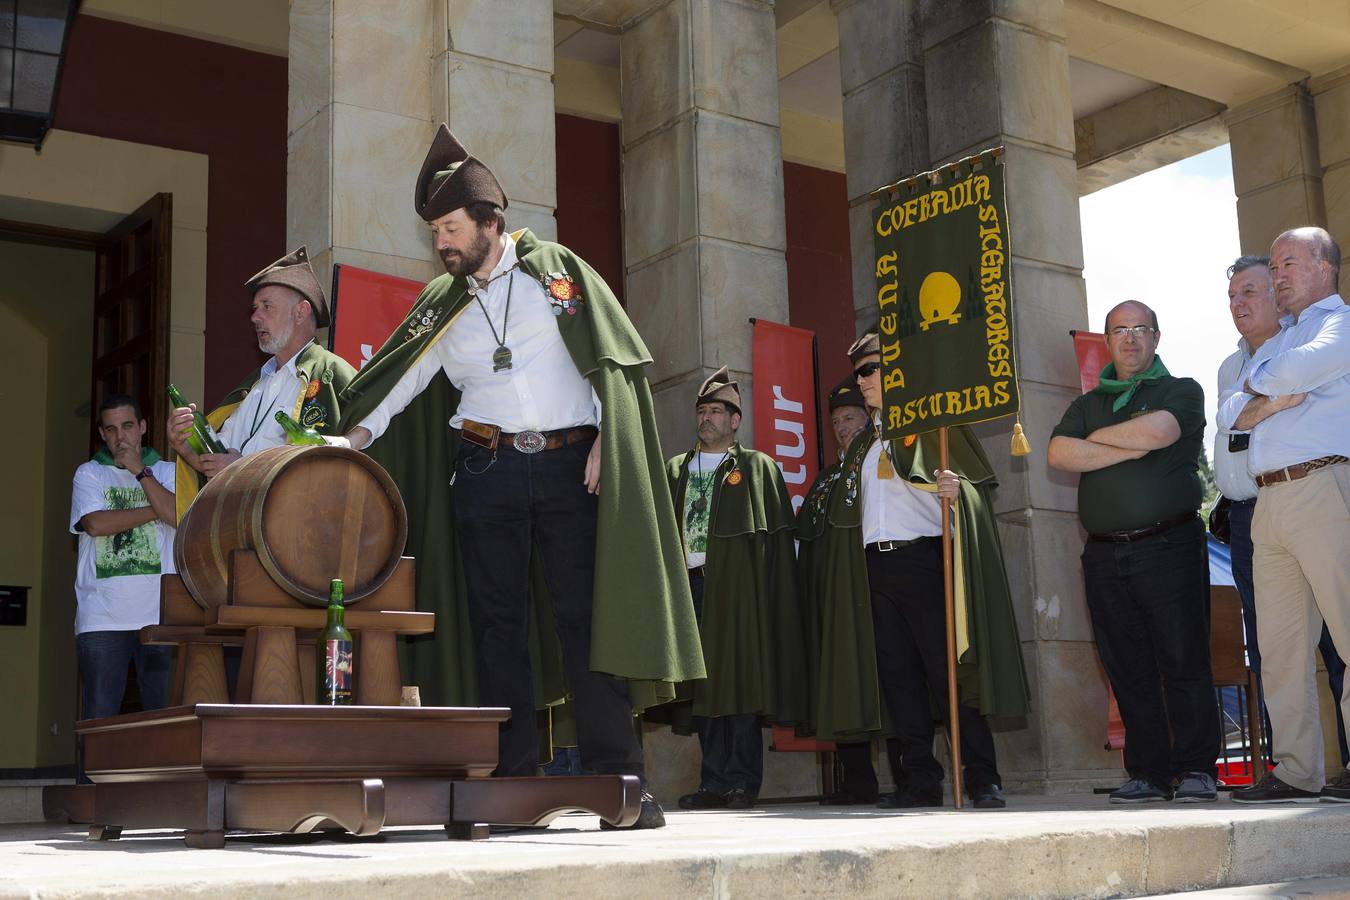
[1253,463,1350,791]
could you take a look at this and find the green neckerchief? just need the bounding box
[1094,354,1170,412]
[93,446,162,468]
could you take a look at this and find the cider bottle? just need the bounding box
[166,384,228,455]
[275,410,327,446]
[318,579,354,705]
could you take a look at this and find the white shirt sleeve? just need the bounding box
[1215,375,1252,433]
[70,464,105,533]
[592,388,603,427]
[356,339,448,445]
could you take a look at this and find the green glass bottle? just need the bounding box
[166,384,228,455]
[318,579,353,705]
[275,410,327,446]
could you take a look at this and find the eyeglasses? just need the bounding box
[1107,325,1156,339]
[853,361,882,379]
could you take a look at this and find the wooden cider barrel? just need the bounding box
[175,445,408,608]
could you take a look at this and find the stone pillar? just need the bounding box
[619,0,808,804]
[619,0,790,446]
[833,0,929,335]
[288,0,557,313]
[1312,64,1350,296]
[1225,85,1326,259]
[920,0,1121,792]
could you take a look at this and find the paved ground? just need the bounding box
[1165,877,1350,898]
[3,793,1349,898]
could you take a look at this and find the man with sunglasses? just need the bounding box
[808,335,1028,809]
[1049,301,1218,804]
[663,367,807,811]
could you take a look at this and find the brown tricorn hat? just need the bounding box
[847,332,880,363]
[415,124,508,222]
[828,376,866,411]
[245,245,329,328]
[696,366,741,415]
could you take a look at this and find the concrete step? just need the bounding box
[1161,876,1350,898]
[0,779,70,825]
[4,793,1350,898]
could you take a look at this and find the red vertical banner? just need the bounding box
[329,264,427,370]
[751,319,820,515]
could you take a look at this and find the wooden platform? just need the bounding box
[43,704,640,848]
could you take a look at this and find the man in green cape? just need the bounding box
[168,246,354,521]
[665,367,807,811]
[335,125,703,829]
[806,333,1029,810]
[798,376,900,805]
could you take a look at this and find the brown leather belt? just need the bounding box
[460,419,597,454]
[864,537,936,552]
[1089,512,1197,544]
[688,566,705,579]
[1255,455,1348,488]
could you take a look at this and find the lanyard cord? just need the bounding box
[239,370,294,453]
[472,266,518,353]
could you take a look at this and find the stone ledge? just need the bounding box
[5,796,1350,898]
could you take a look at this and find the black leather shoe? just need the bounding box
[1322,769,1350,803]
[820,790,877,806]
[602,790,666,829]
[724,788,755,810]
[972,784,1006,809]
[677,788,726,810]
[1232,772,1320,804]
[877,783,943,809]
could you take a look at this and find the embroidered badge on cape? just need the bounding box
[903,434,917,448]
[725,470,742,486]
[305,378,321,400]
[406,305,443,341]
[542,272,584,316]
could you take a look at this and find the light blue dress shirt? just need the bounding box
[1216,294,1350,475]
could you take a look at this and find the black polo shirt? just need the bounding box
[1051,376,1206,534]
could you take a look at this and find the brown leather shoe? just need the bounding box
[601,790,667,829]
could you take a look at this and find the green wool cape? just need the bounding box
[802,425,1030,739]
[660,443,810,726]
[336,229,706,714]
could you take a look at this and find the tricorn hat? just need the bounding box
[415,124,508,222]
[828,376,866,412]
[847,332,880,363]
[696,366,741,415]
[245,245,330,328]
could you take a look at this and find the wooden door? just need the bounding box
[90,194,172,454]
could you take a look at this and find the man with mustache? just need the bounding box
[167,248,355,512]
[336,126,703,830]
[1224,227,1350,805]
[664,367,806,811]
[70,394,177,777]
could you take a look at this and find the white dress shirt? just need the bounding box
[357,234,599,443]
[219,347,307,455]
[1213,335,1264,501]
[1217,294,1350,474]
[859,429,943,544]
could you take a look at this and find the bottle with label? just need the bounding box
[318,578,354,705]
[166,384,228,455]
[275,410,327,447]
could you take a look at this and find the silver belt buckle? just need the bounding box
[512,430,547,454]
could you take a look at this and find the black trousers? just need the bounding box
[454,437,644,780]
[1081,516,1219,786]
[688,570,763,796]
[866,538,1001,791]
[834,738,903,801]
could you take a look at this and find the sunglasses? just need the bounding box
[853,361,882,379]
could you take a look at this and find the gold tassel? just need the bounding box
[1010,420,1031,457]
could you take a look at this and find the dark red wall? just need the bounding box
[554,114,624,304]
[54,14,286,405]
[783,161,856,456]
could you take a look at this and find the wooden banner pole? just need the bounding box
[939,425,964,809]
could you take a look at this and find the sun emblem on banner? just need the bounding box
[918,270,962,331]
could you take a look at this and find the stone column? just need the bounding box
[1312,64,1350,296]
[832,0,929,335]
[619,0,790,445]
[1225,85,1326,259]
[288,0,557,314]
[919,0,1121,792]
[619,0,807,804]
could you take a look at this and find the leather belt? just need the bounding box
[460,419,597,454]
[688,566,705,579]
[1255,455,1348,489]
[864,537,936,552]
[1089,512,1196,544]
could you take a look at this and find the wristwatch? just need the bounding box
[135,468,152,482]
